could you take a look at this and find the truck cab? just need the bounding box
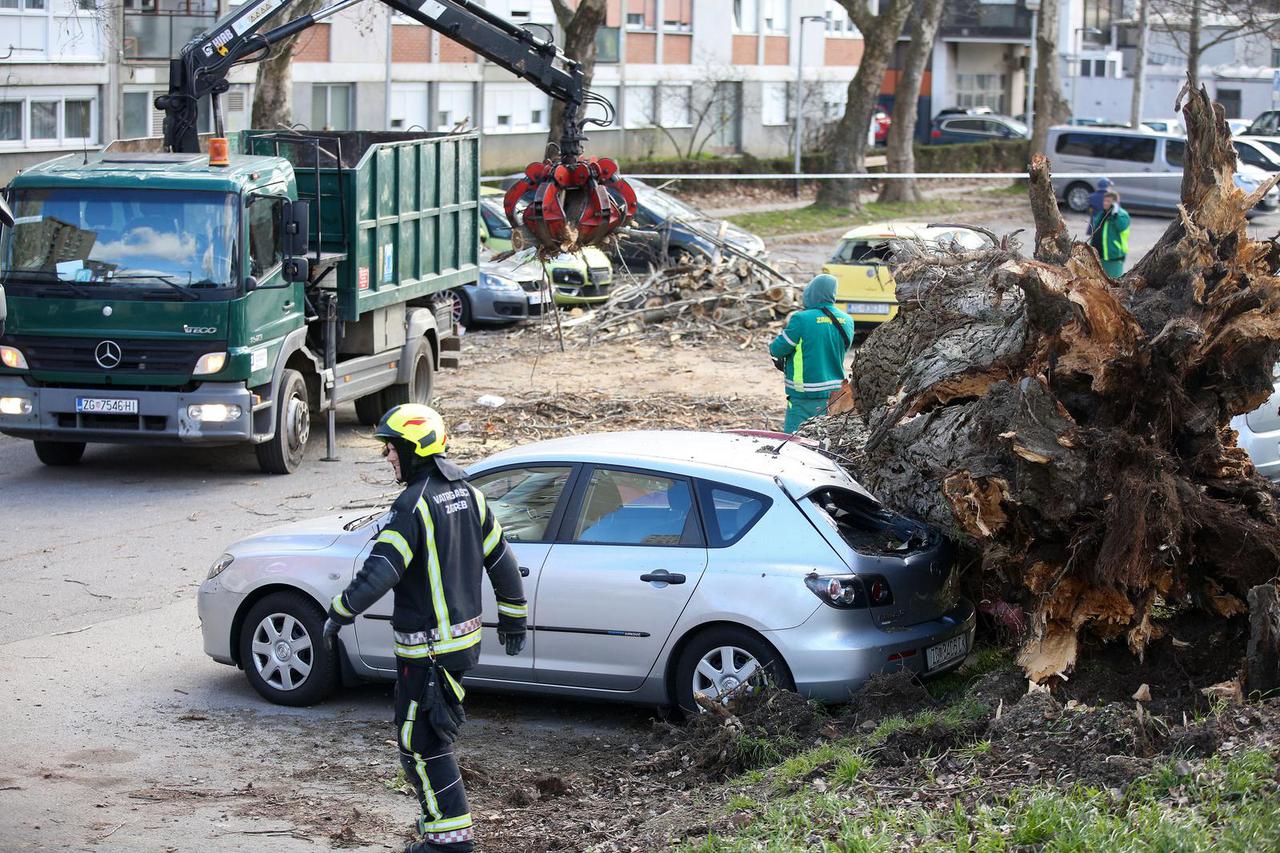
[0,132,471,473]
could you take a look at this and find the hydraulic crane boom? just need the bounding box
[155,0,636,250]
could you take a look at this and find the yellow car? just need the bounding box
[822,223,993,332]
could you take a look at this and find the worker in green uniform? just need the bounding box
[769,273,854,434]
[1089,190,1131,278]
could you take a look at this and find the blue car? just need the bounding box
[930,114,1029,145]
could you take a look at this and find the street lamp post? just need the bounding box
[793,14,827,197]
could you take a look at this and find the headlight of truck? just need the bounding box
[207,553,235,579]
[0,396,33,415]
[0,345,28,370]
[193,351,227,375]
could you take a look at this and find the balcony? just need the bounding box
[940,0,1034,41]
[123,0,216,61]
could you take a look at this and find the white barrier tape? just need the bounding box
[482,171,1184,182]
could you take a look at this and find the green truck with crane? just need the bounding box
[0,0,634,474]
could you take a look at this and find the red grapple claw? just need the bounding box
[505,154,639,252]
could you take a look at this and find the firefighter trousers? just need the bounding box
[395,661,473,852]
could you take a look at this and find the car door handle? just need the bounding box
[640,570,686,585]
[519,566,531,578]
[282,300,294,310]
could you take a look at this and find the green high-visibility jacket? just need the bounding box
[1089,206,1131,261]
[769,305,854,399]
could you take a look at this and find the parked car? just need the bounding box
[822,223,993,334]
[448,259,529,327]
[929,114,1028,144]
[479,187,614,309]
[1232,364,1280,480]
[871,109,892,146]
[1140,118,1185,135]
[1227,119,1251,136]
[612,179,768,270]
[936,106,995,117]
[1245,110,1280,136]
[198,431,975,709]
[1070,117,1128,127]
[1234,137,1280,172]
[1048,126,1280,215]
[1238,135,1280,161]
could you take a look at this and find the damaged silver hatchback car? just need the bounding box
[198,431,975,709]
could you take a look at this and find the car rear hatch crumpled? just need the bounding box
[798,487,958,630]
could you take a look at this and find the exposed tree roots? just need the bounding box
[806,84,1280,683]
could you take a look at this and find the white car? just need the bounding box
[1233,364,1280,480]
[197,431,975,709]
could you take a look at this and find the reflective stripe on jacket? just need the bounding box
[329,458,526,671]
[1089,206,1131,262]
[768,305,854,399]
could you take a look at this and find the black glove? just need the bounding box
[497,630,526,656]
[322,617,342,642]
[771,356,785,372]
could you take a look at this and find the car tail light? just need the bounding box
[804,573,894,609]
[931,129,942,139]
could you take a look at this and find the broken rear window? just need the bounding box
[807,487,935,556]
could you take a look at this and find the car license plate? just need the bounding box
[527,290,549,305]
[76,397,139,415]
[846,302,892,314]
[926,635,967,670]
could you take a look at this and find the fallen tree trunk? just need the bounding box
[805,84,1280,683]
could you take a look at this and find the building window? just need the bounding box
[484,82,549,133]
[595,26,621,62]
[663,0,692,31]
[762,0,788,33]
[625,0,655,30]
[1079,0,1119,43]
[311,83,353,131]
[0,89,98,148]
[824,0,855,36]
[659,85,692,127]
[0,102,22,141]
[624,84,656,128]
[435,82,473,132]
[760,81,789,126]
[732,0,757,33]
[955,73,1007,114]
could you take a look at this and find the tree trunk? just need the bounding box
[802,84,1280,684]
[1245,584,1280,698]
[877,0,946,204]
[250,0,327,130]
[547,0,608,156]
[1129,0,1149,128]
[815,0,913,209]
[1187,0,1201,90]
[1030,0,1069,155]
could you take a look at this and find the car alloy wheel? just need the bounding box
[250,612,314,691]
[1066,183,1092,213]
[692,644,763,705]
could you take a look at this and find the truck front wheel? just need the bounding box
[256,369,309,475]
[34,440,86,467]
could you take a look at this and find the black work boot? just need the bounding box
[404,841,473,853]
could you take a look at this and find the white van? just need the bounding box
[1047,126,1279,215]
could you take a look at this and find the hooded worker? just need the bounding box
[768,273,855,433]
[322,404,526,853]
[1085,177,1114,232]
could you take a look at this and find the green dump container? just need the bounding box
[242,130,479,321]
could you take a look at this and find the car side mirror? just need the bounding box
[283,256,310,283]
[284,199,310,257]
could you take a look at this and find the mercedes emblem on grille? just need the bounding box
[94,340,123,369]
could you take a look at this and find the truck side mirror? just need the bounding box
[285,199,310,257]
[0,195,12,228]
[283,256,310,283]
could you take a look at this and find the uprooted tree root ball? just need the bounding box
[803,84,1280,684]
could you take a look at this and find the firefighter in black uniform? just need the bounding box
[322,403,527,853]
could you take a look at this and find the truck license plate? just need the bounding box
[926,634,968,671]
[76,397,139,415]
[847,302,892,314]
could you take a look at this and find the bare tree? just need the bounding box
[1030,0,1070,156]
[251,0,328,129]
[1149,0,1280,90]
[814,0,914,209]
[649,68,742,159]
[1130,0,1150,128]
[547,0,608,149]
[877,0,946,204]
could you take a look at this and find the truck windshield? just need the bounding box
[1,187,238,297]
